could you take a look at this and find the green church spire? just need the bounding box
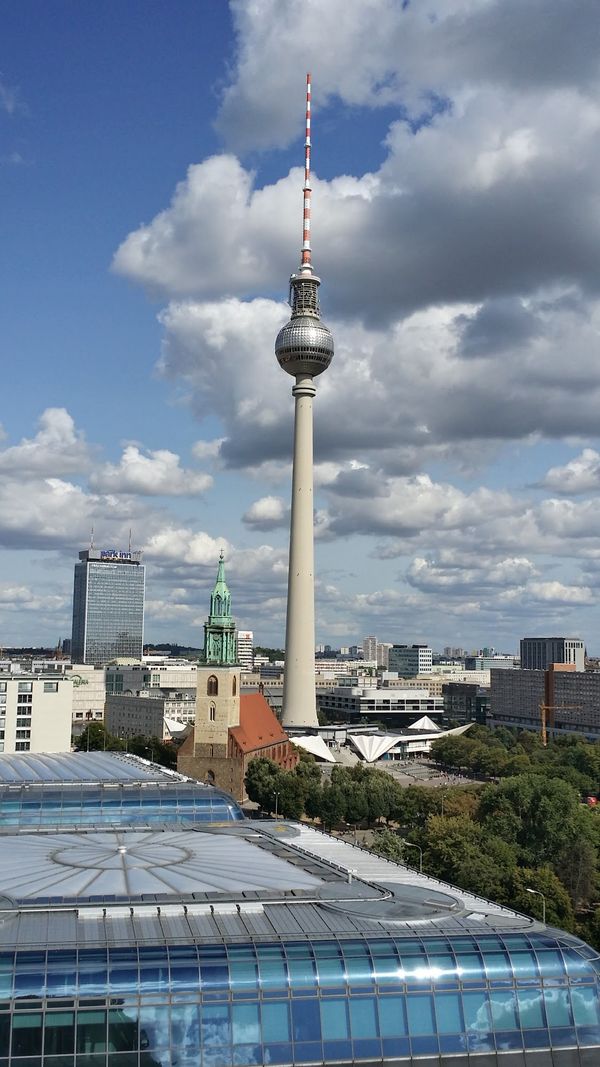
[203,551,237,665]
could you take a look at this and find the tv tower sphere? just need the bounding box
[275,277,334,378]
[277,74,334,730]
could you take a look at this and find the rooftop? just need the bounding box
[0,818,539,952]
[0,750,187,785]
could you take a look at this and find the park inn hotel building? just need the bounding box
[0,750,600,1067]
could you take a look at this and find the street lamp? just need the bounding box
[399,838,423,874]
[273,791,280,819]
[525,888,546,925]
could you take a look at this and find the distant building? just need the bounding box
[71,547,145,666]
[105,689,196,740]
[318,685,443,725]
[0,675,72,753]
[66,663,106,733]
[465,655,516,671]
[236,630,254,672]
[443,682,490,724]
[520,636,585,672]
[362,635,378,661]
[388,644,433,676]
[490,663,600,739]
[106,660,198,694]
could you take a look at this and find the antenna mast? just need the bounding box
[301,72,312,272]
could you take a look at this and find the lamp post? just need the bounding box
[525,887,546,925]
[399,839,423,874]
[273,791,280,819]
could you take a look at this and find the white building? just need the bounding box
[0,675,73,753]
[318,685,444,722]
[106,660,198,694]
[236,631,254,672]
[362,636,377,661]
[65,663,106,731]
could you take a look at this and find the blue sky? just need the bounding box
[2,0,600,653]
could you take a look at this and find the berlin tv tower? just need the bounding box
[276,74,334,728]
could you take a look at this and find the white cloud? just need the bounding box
[243,495,289,531]
[540,449,600,494]
[0,584,67,613]
[192,437,226,460]
[90,445,212,496]
[0,408,90,477]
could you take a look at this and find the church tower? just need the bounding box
[195,554,241,762]
[203,551,237,665]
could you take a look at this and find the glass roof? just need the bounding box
[0,830,323,902]
[0,751,181,784]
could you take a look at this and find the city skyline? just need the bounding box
[2,1,600,651]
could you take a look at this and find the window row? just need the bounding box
[3,990,600,1063]
[2,935,598,999]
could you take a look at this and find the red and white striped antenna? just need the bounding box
[301,72,312,271]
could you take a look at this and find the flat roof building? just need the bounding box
[491,665,600,740]
[388,645,433,677]
[520,637,585,672]
[319,685,444,725]
[0,674,72,754]
[71,548,145,666]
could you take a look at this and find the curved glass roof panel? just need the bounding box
[0,781,243,828]
[0,751,182,784]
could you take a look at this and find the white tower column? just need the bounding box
[283,375,317,727]
[275,75,333,731]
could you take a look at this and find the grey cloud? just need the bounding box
[217,0,600,153]
[457,298,539,358]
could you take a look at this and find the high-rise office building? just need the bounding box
[389,644,433,676]
[71,548,145,666]
[236,630,254,672]
[520,636,585,671]
[362,635,377,661]
[276,75,334,728]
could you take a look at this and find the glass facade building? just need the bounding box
[2,932,600,1066]
[0,752,599,1066]
[71,550,145,666]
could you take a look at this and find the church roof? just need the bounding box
[230,693,289,753]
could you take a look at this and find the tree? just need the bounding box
[365,775,391,826]
[127,735,176,768]
[345,784,369,828]
[244,758,281,813]
[371,829,406,862]
[74,722,116,752]
[318,784,346,831]
[478,774,581,865]
[278,775,305,820]
[510,866,575,930]
[421,815,518,903]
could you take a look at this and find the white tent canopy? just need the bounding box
[347,734,399,763]
[408,715,441,732]
[291,735,337,763]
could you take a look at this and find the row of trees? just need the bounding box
[430,724,600,796]
[245,727,600,949]
[74,721,177,768]
[245,756,427,827]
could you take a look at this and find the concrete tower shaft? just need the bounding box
[276,75,334,729]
